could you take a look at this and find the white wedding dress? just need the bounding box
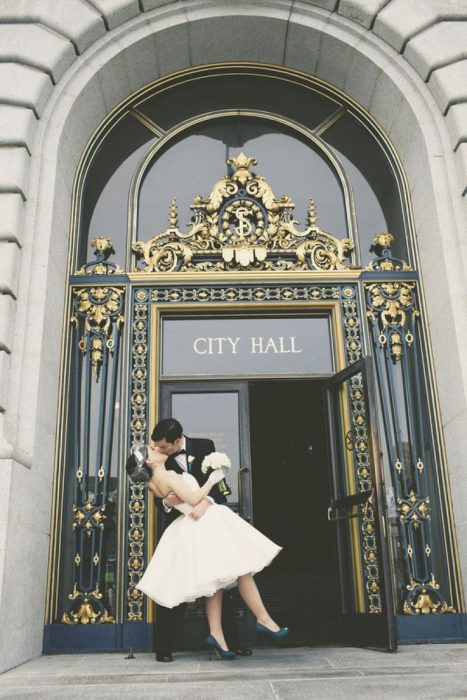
[136,472,281,608]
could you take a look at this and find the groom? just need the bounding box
[150,417,252,662]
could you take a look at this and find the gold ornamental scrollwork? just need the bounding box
[365,281,419,362]
[71,286,125,378]
[133,153,354,273]
[62,584,115,625]
[403,575,455,615]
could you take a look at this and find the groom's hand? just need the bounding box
[189,499,212,520]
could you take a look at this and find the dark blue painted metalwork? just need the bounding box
[365,236,455,616]
[60,246,125,626]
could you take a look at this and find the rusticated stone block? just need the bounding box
[0,295,15,353]
[374,0,467,53]
[0,349,11,413]
[0,106,36,152]
[140,0,183,10]
[455,142,467,196]
[338,0,388,29]
[429,59,467,115]
[0,241,21,297]
[405,21,467,81]
[87,0,140,30]
[446,102,467,150]
[0,23,75,84]
[0,148,30,201]
[0,194,25,245]
[0,63,52,118]
[0,0,105,54]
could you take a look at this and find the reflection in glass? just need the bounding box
[171,392,240,502]
[79,114,154,268]
[323,113,407,265]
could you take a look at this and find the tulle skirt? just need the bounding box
[136,504,281,608]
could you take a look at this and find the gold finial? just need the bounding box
[227,153,257,185]
[91,237,114,257]
[307,198,318,227]
[373,232,394,250]
[227,152,257,171]
[168,198,179,229]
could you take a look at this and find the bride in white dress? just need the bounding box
[136,447,288,659]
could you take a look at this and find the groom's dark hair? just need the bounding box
[152,418,183,443]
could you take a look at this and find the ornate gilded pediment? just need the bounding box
[132,153,354,273]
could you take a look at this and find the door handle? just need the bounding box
[238,467,251,522]
[328,488,374,522]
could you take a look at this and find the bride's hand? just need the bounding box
[208,468,226,484]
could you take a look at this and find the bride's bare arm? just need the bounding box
[163,472,217,507]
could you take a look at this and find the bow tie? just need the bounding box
[173,449,186,457]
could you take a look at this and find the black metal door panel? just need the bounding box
[325,357,397,651]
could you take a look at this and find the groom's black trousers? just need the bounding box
[154,593,241,654]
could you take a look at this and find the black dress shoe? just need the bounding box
[234,648,253,656]
[156,652,173,662]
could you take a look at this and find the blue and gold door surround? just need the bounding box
[44,136,464,652]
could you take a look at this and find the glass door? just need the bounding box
[158,381,254,647]
[325,357,397,651]
[159,381,252,517]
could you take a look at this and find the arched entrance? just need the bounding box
[3,0,467,677]
[42,64,461,653]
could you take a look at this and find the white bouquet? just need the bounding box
[201,452,232,496]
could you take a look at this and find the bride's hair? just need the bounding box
[125,452,151,484]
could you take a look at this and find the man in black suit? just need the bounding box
[151,417,251,662]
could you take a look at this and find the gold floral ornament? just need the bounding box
[71,287,125,378]
[62,583,114,625]
[366,281,419,362]
[403,574,455,615]
[76,236,124,276]
[72,500,107,536]
[133,153,354,272]
[366,233,411,272]
[397,491,431,529]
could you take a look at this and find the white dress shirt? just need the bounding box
[173,436,188,472]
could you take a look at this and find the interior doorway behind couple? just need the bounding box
[160,379,339,649]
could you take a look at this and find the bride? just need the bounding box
[127,446,288,660]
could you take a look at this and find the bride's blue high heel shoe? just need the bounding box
[205,634,236,660]
[255,622,289,641]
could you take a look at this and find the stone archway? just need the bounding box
[1,1,466,671]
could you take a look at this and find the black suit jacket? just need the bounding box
[160,436,228,528]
